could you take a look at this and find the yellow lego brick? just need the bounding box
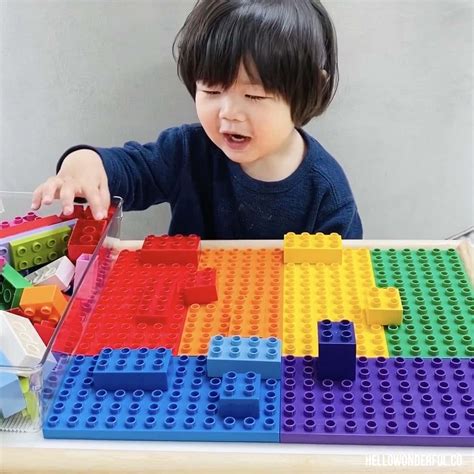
[179,248,282,355]
[19,377,38,420]
[283,248,388,357]
[365,286,403,326]
[283,232,342,264]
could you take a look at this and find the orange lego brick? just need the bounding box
[19,285,68,324]
[365,286,403,325]
[283,232,342,264]
[178,248,283,355]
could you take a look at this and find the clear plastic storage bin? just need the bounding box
[0,191,122,432]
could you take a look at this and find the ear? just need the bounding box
[320,69,329,82]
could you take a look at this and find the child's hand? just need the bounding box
[31,149,110,220]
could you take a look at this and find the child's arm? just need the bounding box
[32,127,184,219]
[315,200,363,239]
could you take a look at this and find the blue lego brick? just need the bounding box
[92,347,172,391]
[317,319,356,381]
[207,335,281,380]
[0,351,26,418]
[43,354,280,442]
[218,371,261,419]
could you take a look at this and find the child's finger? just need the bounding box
[40,177,63,205]
[59,181,77,215]
[31,184,45,210]
[83,184,105,220]
[98,182,111,217]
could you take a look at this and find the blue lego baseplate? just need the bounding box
[207,335,281,379]
[42,352,280,442]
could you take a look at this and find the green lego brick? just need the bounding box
[10,226,71,271]
[371,248,474,357]
[0,263,32,309]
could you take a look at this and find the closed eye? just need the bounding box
[246,95,266,101]
[203,90,221,95]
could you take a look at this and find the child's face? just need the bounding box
[195,63,296,166]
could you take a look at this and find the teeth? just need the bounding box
[229,134,246,142]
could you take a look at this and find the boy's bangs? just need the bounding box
[194,17,281,93]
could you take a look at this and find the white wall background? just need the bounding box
[0,0,472,239]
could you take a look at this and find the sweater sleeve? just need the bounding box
[56,127,185,211]
[314,199,363,239]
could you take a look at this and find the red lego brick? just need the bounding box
[139,234,200,265]
[59,204,86,221]
[183,267,218,305]
[67,218,107,262]
[6,306,27,317]
[34,321,55,345]
[0,215,62,239]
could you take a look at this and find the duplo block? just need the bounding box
[0,263,32,310]
[365,286,403,325]
[0,351,26,418]
[0,214,62,239]
[183,268,218,305]
[0,219,76,267]
[139,234,200,265]
[207,335,281,380]
[218,371,261,418]
[67,218,107,262]
[283,232,342,264]
[0,256,5,273]
[34,320,56,345]
[10,226,71,271]
[25,255,75,292]
[19,285,68,324]
[0,310,56,375]
[19,376,38,419]
[43,354,280,442]
[0,212,38,229]
[92,347,172,391]
[280,356,474,447]
[317,319,356,381]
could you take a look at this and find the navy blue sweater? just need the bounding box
[60,124,362,239]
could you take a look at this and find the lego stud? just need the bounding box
[231,336,242,346]
[212,335,224,346]
[230,347,241,358]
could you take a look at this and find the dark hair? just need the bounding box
[173,0,338,127]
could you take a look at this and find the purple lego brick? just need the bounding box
[317,319,356,381]
[0,212,38,230]
[280,355,474,447]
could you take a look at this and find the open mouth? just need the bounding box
[224,133,250,143]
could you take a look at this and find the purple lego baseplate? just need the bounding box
[280,355,474,447]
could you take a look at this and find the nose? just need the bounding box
[218,94,245,122]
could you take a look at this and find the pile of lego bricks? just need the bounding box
[0,204,115,422]
[41,233,473,446]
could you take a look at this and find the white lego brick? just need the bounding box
[0,311,56,376]
[24,256,75,291]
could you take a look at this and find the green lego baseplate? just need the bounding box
[371,248,474,357]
